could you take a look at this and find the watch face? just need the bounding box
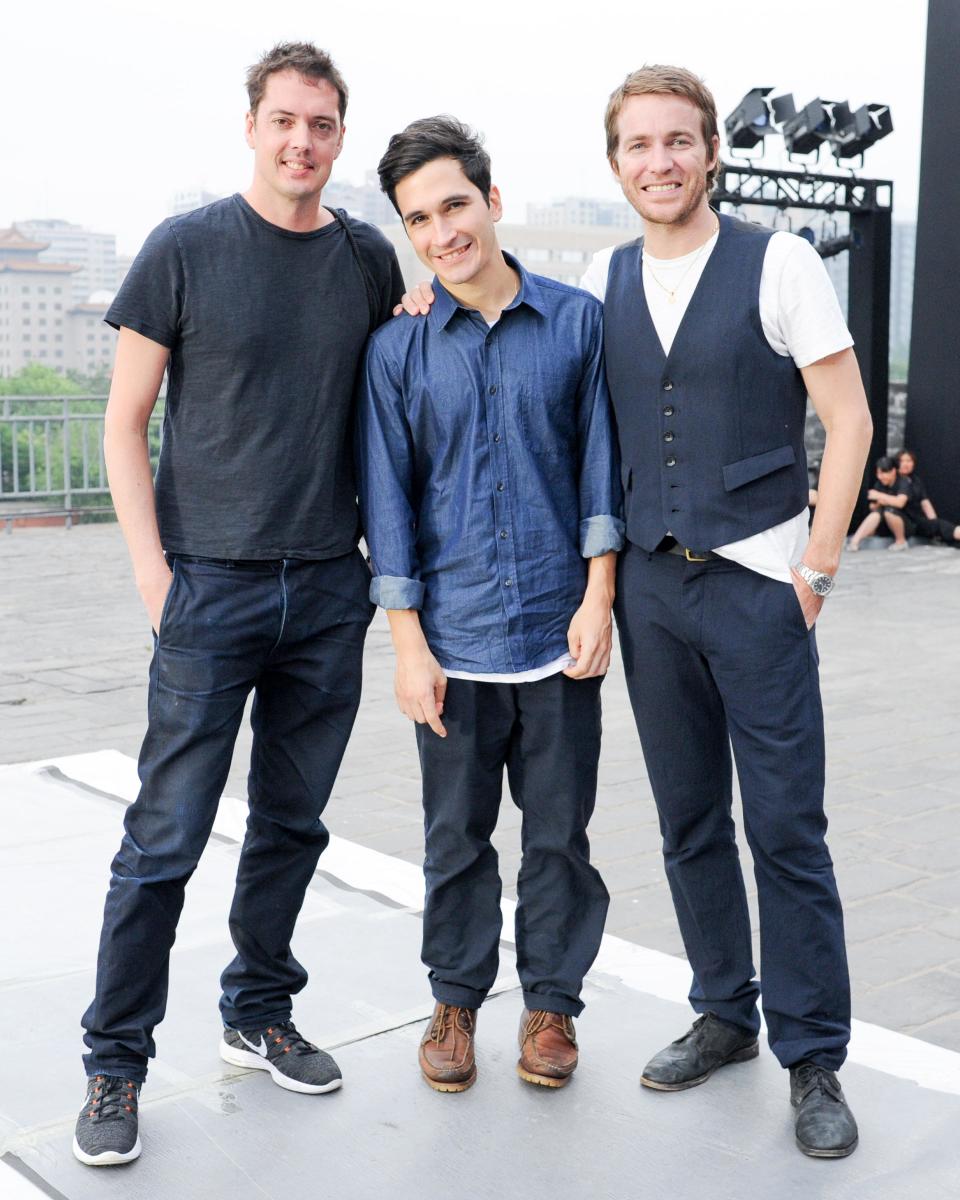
[811,574,834,596]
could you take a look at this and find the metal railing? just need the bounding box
[0,396,163,530]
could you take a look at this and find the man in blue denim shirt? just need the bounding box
[357,117,623,1093]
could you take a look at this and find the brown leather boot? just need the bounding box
[517,1008,578,1088]
[418,1003,477,1092]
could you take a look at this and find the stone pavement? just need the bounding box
[2,525,959,1052]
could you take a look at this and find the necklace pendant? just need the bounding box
[667,292,677,304]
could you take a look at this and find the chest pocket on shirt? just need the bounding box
[518,366,579,458]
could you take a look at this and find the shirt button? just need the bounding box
[499,529,509,539]
[489,384,497,395]
[493,433,501,442]
[663,380,674,391]
[663,432,675,443]
[663,405,675,417]
[496,481,505,492]
[665,456,677,468]
[504,578,513,587]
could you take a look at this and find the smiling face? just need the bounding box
[611,92,719,229]
[394,157,503,290]
[245,69,344,205]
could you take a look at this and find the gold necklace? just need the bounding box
[642,220,719,304]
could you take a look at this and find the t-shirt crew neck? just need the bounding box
[105,195,403,561]
[234,193,343,240]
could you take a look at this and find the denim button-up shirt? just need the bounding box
[356,258,624,674]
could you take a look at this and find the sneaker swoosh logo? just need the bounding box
[238,1033,268,1057]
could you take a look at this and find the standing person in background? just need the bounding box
[74,42,403,1167]
[359,117,621,1094]
[587,65,872,1158]
[896,449,960,546]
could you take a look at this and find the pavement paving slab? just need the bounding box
[2,526,960,1058]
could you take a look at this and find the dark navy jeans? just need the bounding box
[615,544,850,1071]
[416,673,609,1018]
[82,550,374,1082]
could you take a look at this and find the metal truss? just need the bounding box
[714,163,893,214]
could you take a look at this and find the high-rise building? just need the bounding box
[170,189,223,216]
[0,228,116,378]
[324,171,399,226]
[890,221,916,373]
[15,219,117,305]
[379,222,624,292]
[526,197,643,231]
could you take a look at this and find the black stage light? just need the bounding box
[725,88,796,150]
[828,104,894,161]
[782,99,850,157]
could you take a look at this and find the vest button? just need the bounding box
[663,405,675,417]
[663,380,674,391]
[663,432,675,443]
[665,456,677,468]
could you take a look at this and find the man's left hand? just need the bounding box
[791,569,825,631]
[563,597,613,678]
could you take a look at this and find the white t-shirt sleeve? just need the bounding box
[579,245,617,302]
[760,231,854,368]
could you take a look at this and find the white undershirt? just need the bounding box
[580,229,853,584]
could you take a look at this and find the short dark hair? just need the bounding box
[876,456,896,472]
[246,42,348,122]
[377,116,491,214]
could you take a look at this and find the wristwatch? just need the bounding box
[793,562,835,597]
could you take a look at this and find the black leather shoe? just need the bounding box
[790,1063,858,1158]
[640,1012,759,1091]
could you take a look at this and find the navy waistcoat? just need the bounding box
[604,214,810,552]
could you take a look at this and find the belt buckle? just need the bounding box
[684,547,709,562]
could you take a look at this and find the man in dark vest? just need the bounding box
[582,65,873,1158]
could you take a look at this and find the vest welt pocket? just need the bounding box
[722,444,796,492]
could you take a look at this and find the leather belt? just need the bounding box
[655,536,718,562]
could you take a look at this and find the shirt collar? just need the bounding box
[428,252,549,331]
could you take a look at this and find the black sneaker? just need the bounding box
[72,1074,141,1166]
[220,1020,342,1094]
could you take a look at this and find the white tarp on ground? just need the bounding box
[1,752,958,1200]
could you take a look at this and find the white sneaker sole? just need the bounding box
[219,1039,342,1095]
[72,1135,142,1165]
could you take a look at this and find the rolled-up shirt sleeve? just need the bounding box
[356,337,425,610]
[576,309,625,557]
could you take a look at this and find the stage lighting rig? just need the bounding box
[827,104,894,162]
[724,88,796,150]
[782,99,851,158]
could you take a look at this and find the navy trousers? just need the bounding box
[614,544,850,1070]
[416,673,609,1018]
[82,551,374,1081]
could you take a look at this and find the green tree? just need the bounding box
[0,364,84,396]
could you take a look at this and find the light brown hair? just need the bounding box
[604,65,720,190]
[246,42,348,122]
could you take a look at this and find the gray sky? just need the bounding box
[3,0,927,256]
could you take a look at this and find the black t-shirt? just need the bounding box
[106,195,404,558]
[901,473,929,522]
[871,476,910,506]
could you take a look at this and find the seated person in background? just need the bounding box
[897,449,960,547]
[848,456,912,551]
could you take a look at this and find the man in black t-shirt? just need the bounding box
[74,43,403,1167]
[848,456,912,550]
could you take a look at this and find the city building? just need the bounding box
[15,219,117,305]
[324,171,399,226]
[526,196,643,231]
[0,228,115,378]
[379,222,628,292]
[170,189,223,216]
[890,221,916,374]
